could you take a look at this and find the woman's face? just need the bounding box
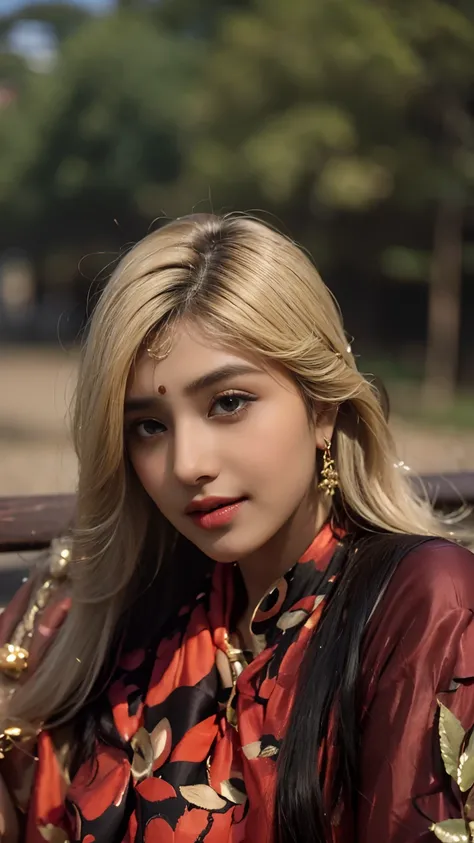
[125,321,334,564]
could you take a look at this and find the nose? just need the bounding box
[172,422,219,486]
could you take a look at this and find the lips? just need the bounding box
[185,496,246,515]
[186,498,247,530]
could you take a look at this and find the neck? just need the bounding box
[237,495,331,616]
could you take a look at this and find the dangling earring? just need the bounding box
[318,438,339,497]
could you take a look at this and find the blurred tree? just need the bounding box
[105,0,251,37]
[0,9,199,313]
[375,1,474,405]
[184,0,474,402]
[154,0,251,38]
[0,3,90,43]
[0,0,473,383]
[398,1,474,407]
[0,50,31,93]
[184,0,422,210]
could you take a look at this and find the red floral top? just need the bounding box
[3,525,474,843]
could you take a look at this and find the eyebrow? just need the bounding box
[124,364,263,413]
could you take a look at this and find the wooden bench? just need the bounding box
[0,475,472,603]
[0,495,75,553]
[0,495,75,606]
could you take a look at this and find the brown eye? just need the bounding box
[209,392,256,417]
[130,419,166,438]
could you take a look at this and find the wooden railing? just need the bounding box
[1,473,474,554]
[0,494,75,553]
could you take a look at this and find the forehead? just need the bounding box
[127,321,268,396]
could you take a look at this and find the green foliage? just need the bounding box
[0,0,473,307]
[0,9,200,257]
[154,0,251,38]
[0,50,31,95]
[381,247,431,282]
[184,0,427,210]
[185,0,474,216]
[0,2,90,43]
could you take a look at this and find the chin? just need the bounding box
[193,530,268,565]
[193,539,241,564]
[205,550,238,564]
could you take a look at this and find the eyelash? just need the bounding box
[126,390,256,440]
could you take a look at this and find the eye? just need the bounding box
[209,391,256,417]
[128,418,166,439]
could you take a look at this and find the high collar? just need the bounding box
[251,521,341,631]
[220,521,344,655]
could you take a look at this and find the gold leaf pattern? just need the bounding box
[458,731,474,792]
[179,784,227,810]
[241,740,279,760]
[70,802,82,841]
[276,610,308,630]
[312,595,324,611]
[216,648,233,689]
[220,779,248,804]
[252,633,267,656]
[242,740,261,760]
[38,825,70,843]
[131,726,154,782]
[259,744,279,758]
[465,786,474,821]
[150,717,172,768]
[130,719,172,781]
[430,819,469,842]
[438,702,465,778]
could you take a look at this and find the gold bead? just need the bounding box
[0,644,29,678]
[49,539,71,579]
[36,581,52,609]
[4,726,22,738]
[0,723,39,758]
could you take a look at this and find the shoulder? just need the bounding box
[384,538,474,613]
[362,538,474,675]
[361,539,474,703]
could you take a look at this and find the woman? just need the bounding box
[0,213,473,843]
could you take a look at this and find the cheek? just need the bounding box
[254,404,316,461]
[244,405,315,479]
[129,447,167,503]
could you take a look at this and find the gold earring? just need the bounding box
[318,438,339,497]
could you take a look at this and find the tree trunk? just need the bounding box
[423,201,463,408]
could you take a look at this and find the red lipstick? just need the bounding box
[185,496,246,530]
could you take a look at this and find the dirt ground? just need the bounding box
[1,347,474,497]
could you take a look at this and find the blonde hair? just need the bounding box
[7,213,444,731]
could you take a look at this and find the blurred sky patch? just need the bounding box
[2,0,113,65]
[1,0,113,11]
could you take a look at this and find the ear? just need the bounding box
[314,405,338,451]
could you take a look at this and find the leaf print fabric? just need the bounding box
[25,523,342,843]
[14,531,474,843]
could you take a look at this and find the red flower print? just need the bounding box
[68,745,130,821]
[171,716,217,764]
[119,649,146,671]
[109,682,143,740]
[144,817,175,843]
[24,521,342,843]
[137,778,176,801]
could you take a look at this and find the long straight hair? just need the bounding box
[4,213,446,836]
[274,529,433,843]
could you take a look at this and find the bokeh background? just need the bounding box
[1,0,474,497]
